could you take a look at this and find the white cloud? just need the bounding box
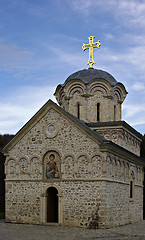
[104,33,115,40]
[70,0,145,27]
[123,104,145,118]
[131,82,145,91]
[47,45,86,68]
[122,103,145,133]
[0,39,33,71]
[122,102,145,134]
[0,85,56,134]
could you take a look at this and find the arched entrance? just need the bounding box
[47,187,58,223]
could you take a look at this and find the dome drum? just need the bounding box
[54,69,127,123]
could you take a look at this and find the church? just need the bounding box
[2,37,145,228]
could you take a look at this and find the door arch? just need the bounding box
[47,187,58,223]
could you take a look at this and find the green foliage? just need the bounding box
[0,212,5,219]
[0,134,14,150]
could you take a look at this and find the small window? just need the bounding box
[77,103,80,119]
[130,181,133,198]
[97,103,100,121]
[114,105,116,121]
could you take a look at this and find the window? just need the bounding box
[130,180,133,198]
[77,103,80,119]
[130,171,135,199]
[114,105,116,121]
[97,103,100,121]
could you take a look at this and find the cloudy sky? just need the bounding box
[0,0,145,135]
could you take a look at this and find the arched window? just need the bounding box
[97,103,100,121]
[114,105,116,121]
[130,181,133,198]
[130,171,135,199]
[77,103,80,119]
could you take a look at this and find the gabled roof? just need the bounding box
[2,99,145,167]
[2,99,106,153]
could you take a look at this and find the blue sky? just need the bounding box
[0,0,145,134]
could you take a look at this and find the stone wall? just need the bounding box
[5,180,106,228]
[55,79,127,123]
[105,152,144,227]
[5,107,106,227]
[67,92,121,123]
[6,108,101,161]
[105,181,143,227]
[92,127,141,156]
[4,106,144,228]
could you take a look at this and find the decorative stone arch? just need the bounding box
[123,161,128,180]
[62,154,75,178]
[114,158,118,177]
[66,81,86,97]
[63,153,75,161]
[106,156,112,176]
[58,88,65,104]
[138,167,142,184]
[117,159,121,177]
[76,154,90,177]
[18,156,30,166]
[111,158,116,178]
[54,84,63,104]
[18,156,30,177]
[5,157,17,176]
[91,154,102,177]
[126,162,130,180]
[30,155,42,178]
[41,148,62,161]
[30,154,41,162]
[122,161,126,178]
[113,83,127,103]
[5,156,18,166]
[76,153,89,160]
[89,82,109,97]
[113,89,123,102]
[40,184,63,224]
[136,166,139,183]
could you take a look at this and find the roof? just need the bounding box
[86,121,143,140]
[63,68,117,86]
[2,100,106,153]
[2,100,145,166]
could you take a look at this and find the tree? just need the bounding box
[0,134,14,216]
[0,134,14,150]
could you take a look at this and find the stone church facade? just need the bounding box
[2,68,145,228]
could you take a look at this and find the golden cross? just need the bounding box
[82,36,101,68]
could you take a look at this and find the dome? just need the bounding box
[63,68,117,86]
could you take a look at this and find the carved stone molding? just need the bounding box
[45,122,58,138]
